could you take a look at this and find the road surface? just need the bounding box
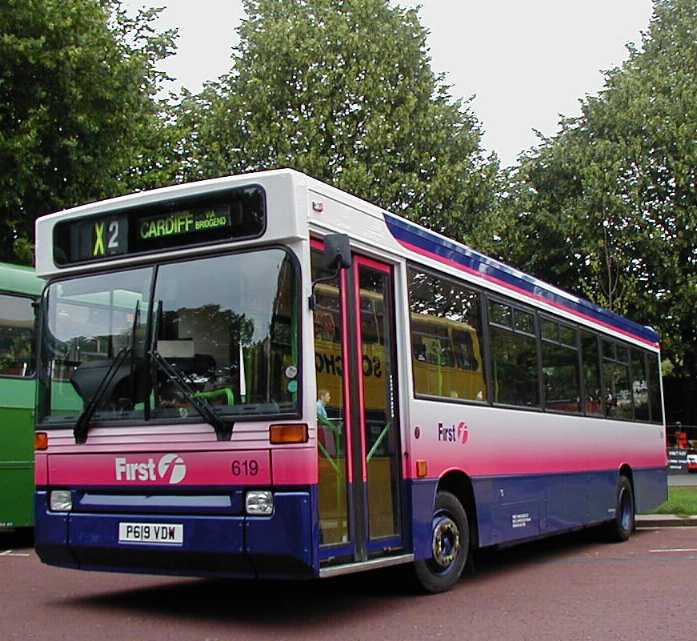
[1,526,696,641]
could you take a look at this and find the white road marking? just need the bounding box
[650,548,697,553]
[0,550,30,557]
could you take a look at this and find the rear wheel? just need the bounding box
[605,475,635,542]
[413,491,470,593]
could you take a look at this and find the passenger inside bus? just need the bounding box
[316,389,332,425]
[317,388,342,457]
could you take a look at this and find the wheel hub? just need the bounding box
[619,487,632,530]
[432,516,460,569]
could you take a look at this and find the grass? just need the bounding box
[653,486,697,516]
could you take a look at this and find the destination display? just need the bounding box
[53,186,266,265]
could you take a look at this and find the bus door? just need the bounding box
[312,246,403,564]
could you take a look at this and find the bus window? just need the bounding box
[631,349,649,421]
[581,331,603,416]
[514,308,535,335]
[541,319,580,413]
[648,354,663,423]
[541,318,557,341]
[407,267,486,402]
[490,301,512,327]
[489,300,539,408]
[0,294,34,377]
[452,329,478,371]
[603,340,632,420]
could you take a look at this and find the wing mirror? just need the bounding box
[310,233,351,310]
[323,234,352,270]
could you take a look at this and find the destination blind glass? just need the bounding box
[53,186,266,265]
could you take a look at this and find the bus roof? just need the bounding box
[383,213,660,348]
[0,262,43,296]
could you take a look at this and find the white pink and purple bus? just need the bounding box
[33,170,667,592]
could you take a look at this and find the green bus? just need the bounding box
[0,263,43,530]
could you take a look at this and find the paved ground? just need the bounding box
[669,473,697,486]
[2,526,697,641]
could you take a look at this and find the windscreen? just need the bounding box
[39,249,300,424]
[149,250,299,419]
[41,268,153,422]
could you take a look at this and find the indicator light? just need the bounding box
[35,432,48,451]
[270,424,308,444]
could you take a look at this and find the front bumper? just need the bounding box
[34,490,316,580]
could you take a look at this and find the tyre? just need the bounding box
[413,491,470,593]
[605,475,635,542]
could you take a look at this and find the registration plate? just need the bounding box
[118,522,183,545]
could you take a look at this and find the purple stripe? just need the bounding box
[385,213,659,346]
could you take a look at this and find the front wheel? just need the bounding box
[605,475,635,542]
[413,491,470,593]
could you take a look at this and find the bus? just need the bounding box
[0,262,43,530]
[33,170,666,592]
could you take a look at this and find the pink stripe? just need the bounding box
[48,450,270,486]
[403,453,666,480]
[272,448,317,485]
[399,239,659,349]
[35,453,48,485]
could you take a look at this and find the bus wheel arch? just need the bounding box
[436,470,479,550]
[411,471,477,593]
[618,463,633,486]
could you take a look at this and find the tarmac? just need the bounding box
[636,473,697,527]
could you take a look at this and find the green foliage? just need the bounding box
[0,0,177,263]
[0,328,32,376]
[486,0,697,378]
[175,0,499,241]
[654,486,697,516]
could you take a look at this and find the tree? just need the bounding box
[0,0,177,263]
[484,0,697,381]
[176,0,499,242]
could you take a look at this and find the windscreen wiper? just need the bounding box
[74,301,141,445]
[149,349,233,441]
[73,345,132,444]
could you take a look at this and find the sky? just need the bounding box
[123,0,655,167]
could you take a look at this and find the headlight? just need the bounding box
[49,490,73,512]
[246,490,273,515]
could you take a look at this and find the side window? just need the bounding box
[407,267,486,402]
[603,340,632,420]
[647,354,663,423]
[631,349,649,421]
[0,294,35,377]
[581,331,603,416]
[541,318,580,413]
[489,300,539,408]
